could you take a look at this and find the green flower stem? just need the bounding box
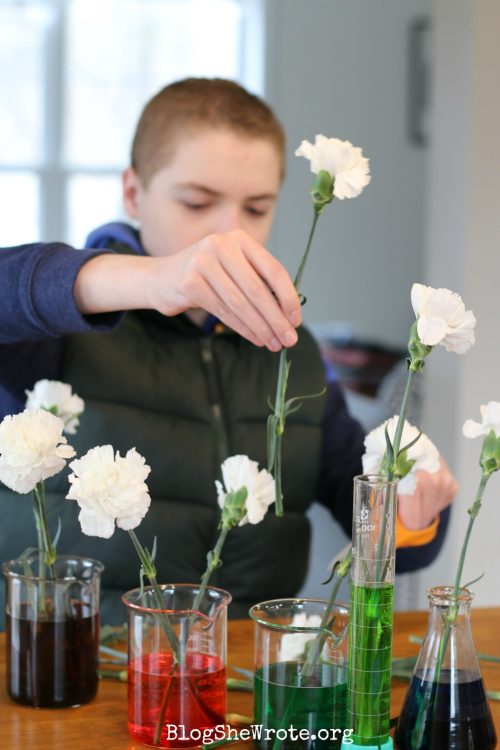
[293,211,320,290]
[375,368,416,582]
[32,481,56,577]
[269,210,321,515]
[127,529,180,657]
[301,549,352,678]
[453,472,489,600]
[192,524,230,614]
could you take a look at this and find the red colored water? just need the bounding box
[128,651,226,748]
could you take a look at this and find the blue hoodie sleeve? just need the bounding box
[0,243,122,343]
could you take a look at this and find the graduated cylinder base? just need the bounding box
[341,739,393,750]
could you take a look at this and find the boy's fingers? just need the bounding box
[202,265,287,351]
[181,232,300,349]
[239,232,302,327]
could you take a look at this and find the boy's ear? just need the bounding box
[122,167,141,219]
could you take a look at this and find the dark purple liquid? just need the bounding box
[395,670,497,750]
[6,607,99,707]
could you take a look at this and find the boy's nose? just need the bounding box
[218,207,244,232]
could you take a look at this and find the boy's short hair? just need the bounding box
[131,78,286,185]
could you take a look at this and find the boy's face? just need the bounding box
[123,128,282,258]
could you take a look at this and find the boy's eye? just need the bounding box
[246,206,267,217]
[183,202,211,211]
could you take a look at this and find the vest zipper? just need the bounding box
[199,338,230,468]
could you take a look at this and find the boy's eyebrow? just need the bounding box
[175,182,277,201]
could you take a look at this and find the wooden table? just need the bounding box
[0,609,499,749]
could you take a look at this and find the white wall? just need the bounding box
[260,1,430,600]
[417,0,500,608]
[264,0,429,347]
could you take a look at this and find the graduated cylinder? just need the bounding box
[343,474,398,750]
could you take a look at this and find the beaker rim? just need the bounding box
[122,582,232,620]
[2,553,105,582]
[249,597,349,631]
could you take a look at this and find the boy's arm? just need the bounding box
[0,243,121,344]
[75,229,301,353]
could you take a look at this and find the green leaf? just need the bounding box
[151,536,157,562]
[398,429,423,457]
[463,571,485,589]
[52,518,62,549]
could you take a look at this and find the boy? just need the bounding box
[0,79,455,621]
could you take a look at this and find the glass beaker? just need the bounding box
[3,553,103,707]
[343,474,398,750]
[123,583,231,749]
[395,585,497,750]
[250,597,349,750]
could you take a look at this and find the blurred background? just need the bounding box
[1,0,499,608]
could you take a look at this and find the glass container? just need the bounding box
[3,553,103,707]
[250,597,349,750]
[343,474,398,750]
[123,583,231,748]
[395,585,497,750]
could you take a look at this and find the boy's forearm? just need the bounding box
[74,253,159,314]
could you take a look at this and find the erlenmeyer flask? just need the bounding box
[395,586,496,750]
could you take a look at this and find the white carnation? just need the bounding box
[215,455,275,526]
[25,379,84,434]
[295,134,371,199]
[66,445,151,538]
[362,416,440,496]
[463,402,500,440]
[0,409,75,494]
[411,283,476,354]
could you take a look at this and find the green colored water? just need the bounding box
[347,582,395,746]
[254,661,347,750]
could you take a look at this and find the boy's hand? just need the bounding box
[156,229,301,351]
[397,457,458,530]
[75,229,301,352]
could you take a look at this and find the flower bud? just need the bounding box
[220,486,248,529]
[311,170,334,214]
[407,321,433,372]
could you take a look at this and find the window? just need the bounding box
[0,0,264,247]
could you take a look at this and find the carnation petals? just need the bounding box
[362,416,440,496]
[66,445,152,538]
[0,409,75,494]
[411,283,476,354]
[25,379,84,435]
[295,134,371,200]
[463,402,500,440]
[216,454,275,526]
